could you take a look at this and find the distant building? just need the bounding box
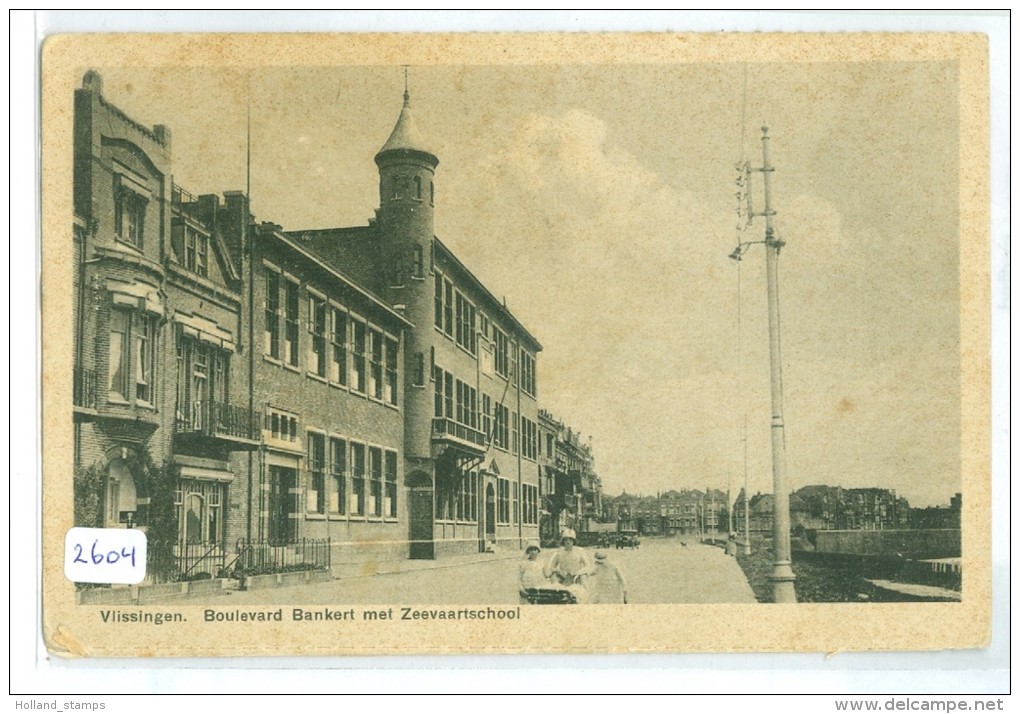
[536,409,601,544]
[911,492,961,529]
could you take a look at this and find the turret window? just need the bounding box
[430,181,435,206]
[391,176,401,201]
[413,245,424,279]
[414,176,422,200]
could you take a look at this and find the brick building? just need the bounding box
[72,72,259,577]
[71,72,549,569]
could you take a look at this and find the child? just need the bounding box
[590,550,627,604]
[518,540,549,603]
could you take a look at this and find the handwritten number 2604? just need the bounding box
[72,540,136,567]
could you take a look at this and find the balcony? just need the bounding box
[73,366,99,421]
[176,400,260,449]
[431,417,487,456]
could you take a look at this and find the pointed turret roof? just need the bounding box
[374,89,438,167]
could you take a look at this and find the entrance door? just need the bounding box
[268,466,297,545]
[485,483,496,540]
[408,471,434,560]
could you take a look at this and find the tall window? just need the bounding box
[330,438,346,515]
[307,432,326,514]
[179,481,224,546]
[182,226,209,277]
[385,337,398,405]
[512,411,519,455]
[385,450,398,518]
[513,482,520,525]
[434,272,444,329]
[369,329,384,400]
[176,334,229,430]
[521,416,537,460]
[520,349,536,396]
[481,395,492,443]
[115,182,146,248]
[308,294,327,377]
[455,292,476,354]
[498,479,510,524]
[413,352,425,387]
[108,309,130,400]
[414,175,422,200]
[350,442,365,516]
[330,308,347,385]
[264,269,281,359]
[369,447,383,517]
[413,245,424,279]
[493,403,509,450]
[443,279,454,337]
[351,320,366,392]
[109,308,158,405]
[455,379,478,429]
[284,279,299,367]
[494,328,509,377]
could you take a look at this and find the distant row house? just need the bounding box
[536,409,602,546]
[70,71,563,579]
[733,485,915,536]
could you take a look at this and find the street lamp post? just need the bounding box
[730,126,797,603]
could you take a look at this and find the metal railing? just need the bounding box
[176,400,259,441]
[431,417,486,448]
[232,538,332,577]
[73,366,98,410]
[146,541,228,584]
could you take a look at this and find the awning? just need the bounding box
[173,312,236,352]
[108,279,163,316]
[179,465,235,483]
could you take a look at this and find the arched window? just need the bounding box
[392,176,401,200]
[414,176,422,200]
[184,493,205,544]
[430,181,435,205]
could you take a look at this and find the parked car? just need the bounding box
[616,534,640,549]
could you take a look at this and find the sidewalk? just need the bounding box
[331,549,519,580]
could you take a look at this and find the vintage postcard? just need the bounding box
[40,32,990,657]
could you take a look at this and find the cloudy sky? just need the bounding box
[90,60,960,507]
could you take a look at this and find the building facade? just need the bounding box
[71,73,568,569]
[73,72,260,578]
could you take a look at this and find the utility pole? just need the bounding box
[730,126,797,602]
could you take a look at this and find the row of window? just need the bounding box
[435,471,479,523]
[433,366,479,431]
[495,478,540,526]
[433,272,535,388]
[390,174,434,205]
[265,267,399,406]
[305,432,398,519]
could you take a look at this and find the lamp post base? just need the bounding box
[770,560,797,603]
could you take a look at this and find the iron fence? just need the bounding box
[146,541,228,584]
[232,538,332,578]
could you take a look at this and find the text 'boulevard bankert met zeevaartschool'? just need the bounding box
[98,606,523,626]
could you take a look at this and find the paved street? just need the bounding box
[192,537,755,606]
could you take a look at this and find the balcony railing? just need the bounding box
[73,366,98,411]
[431,417,487,452]
[176,400,259,444]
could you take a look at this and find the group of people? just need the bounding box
[517,528,628,604]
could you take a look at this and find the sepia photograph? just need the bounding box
[39,31,991,657]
